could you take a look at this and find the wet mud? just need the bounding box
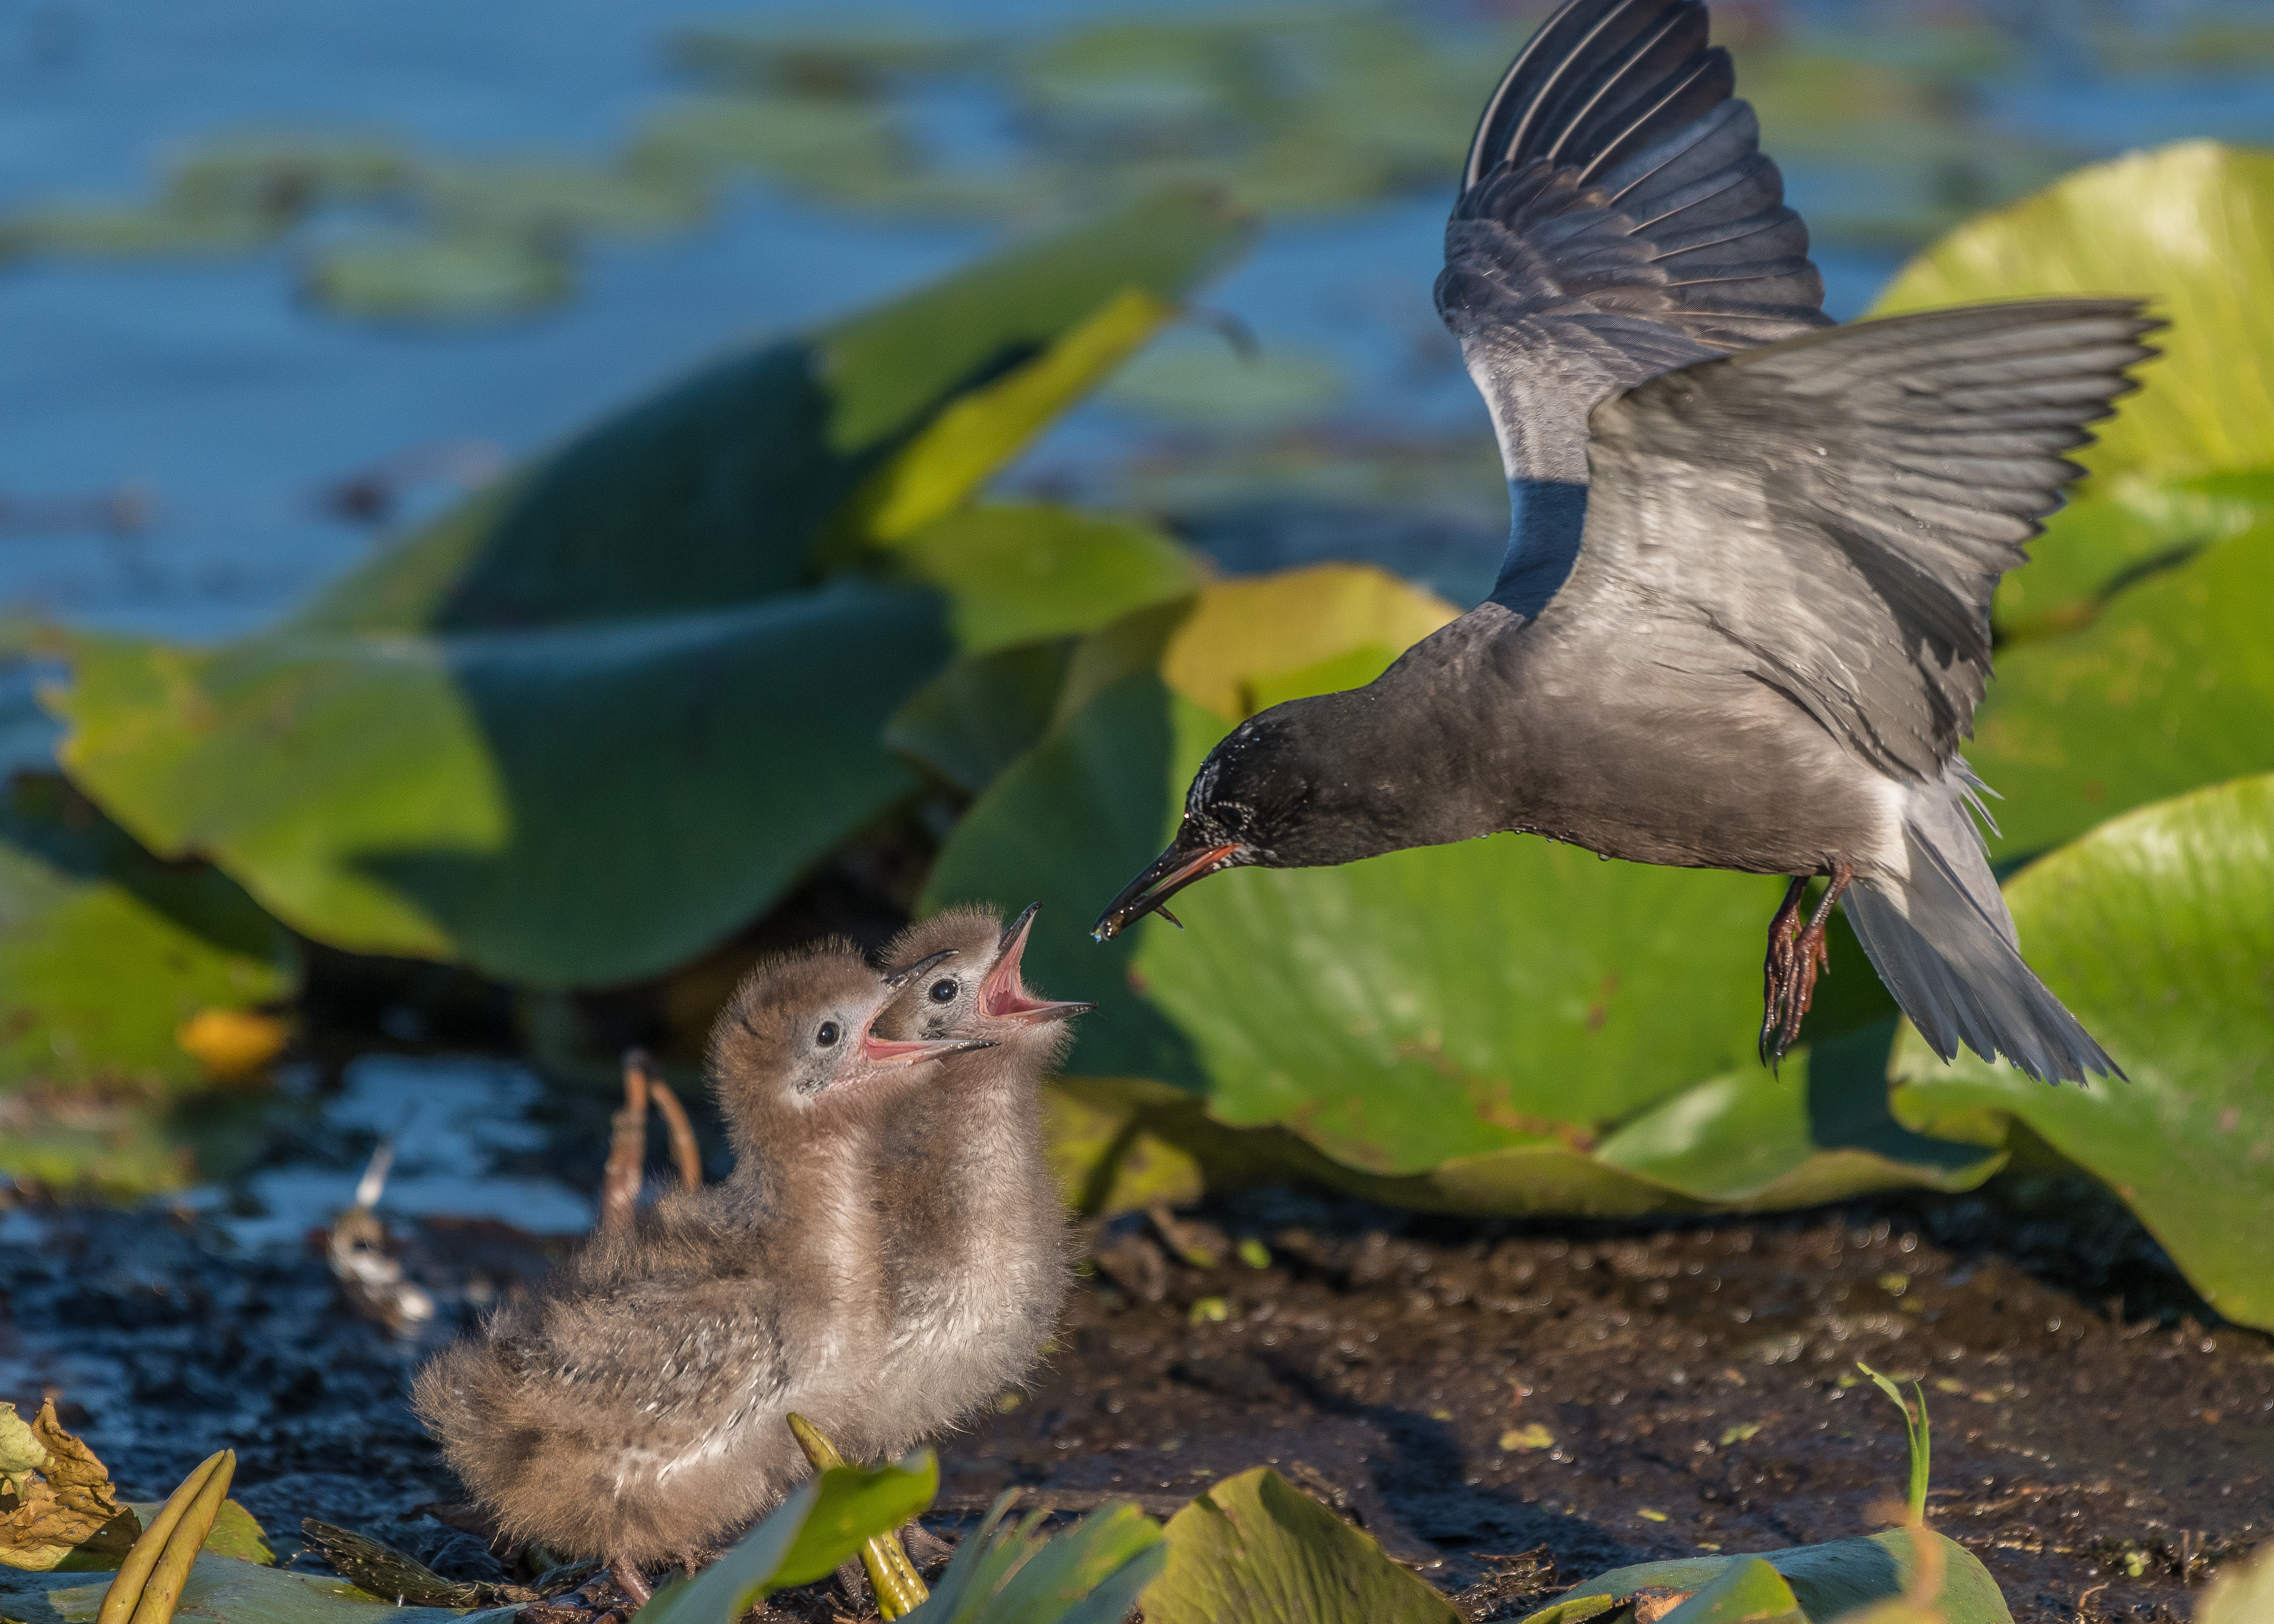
[2,1181,2264,1623]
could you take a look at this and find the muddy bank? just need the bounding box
[2,1181,2265,1623]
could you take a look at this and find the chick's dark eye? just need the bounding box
[929,979,957,1004]
[815,1021,841,1047]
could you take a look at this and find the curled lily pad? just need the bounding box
[1146,1466,1457,1624]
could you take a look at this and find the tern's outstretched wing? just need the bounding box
[1553,300,2158,781]
[1439,0,1829,609]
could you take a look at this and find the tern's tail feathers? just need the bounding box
[1843,774,2120,1085]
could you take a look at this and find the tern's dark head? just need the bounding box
[1093,689,1423,940]
[708,941,992,1147]
[875,903,1091,1050]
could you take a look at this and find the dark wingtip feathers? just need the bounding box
[1464,0,1719,192]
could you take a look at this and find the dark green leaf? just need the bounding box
[886,641,1075,798]
[967,1501,1163,1624]
[1593,1022,2004,1206]
[1994,473,2274,647]
[49,191,1250,986]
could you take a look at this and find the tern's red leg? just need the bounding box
[1765,861,1856,1065]
[1760,876,1810,1065]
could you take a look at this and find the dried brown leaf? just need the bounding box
[0,1400,139,1569]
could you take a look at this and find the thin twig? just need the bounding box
[636,1057,703,1191]
[599,1055,649,1233]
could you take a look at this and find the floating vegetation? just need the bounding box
[1102,329,1348,429]
[0,5,2099,320]
[302,229,575,324]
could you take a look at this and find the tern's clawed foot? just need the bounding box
[1760,862,1855,1067]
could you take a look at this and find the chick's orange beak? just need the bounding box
[980,903,1092,1025]
[860,1027,994,1066]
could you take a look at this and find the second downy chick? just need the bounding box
[413,943,984,1600]
[864,903,1089,1453]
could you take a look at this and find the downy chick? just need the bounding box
[412,943,986,1601]
[861,903,1089,1455]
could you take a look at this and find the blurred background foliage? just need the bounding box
[7,4,2273,318]
[0,2,2270,1326]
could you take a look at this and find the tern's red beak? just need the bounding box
[979,903,1093,1025]
[1093,839,1244,940]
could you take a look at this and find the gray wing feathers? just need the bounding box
[1844,773,2119,1083]
[1567,300,2159,780]
[1464,0,1731,189]
[1439,0,1828,483]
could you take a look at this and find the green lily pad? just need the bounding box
[1892,775,2274,1330]
[1102,332,1346,430]
[1662,1557,1806,1624]
[1538,1530,2008,1624]
[0,203,272,260]
[418,158,708,239]
[1594,1023,2005,1206]
[1964,516,2274,861]
[165,136,410,228]
[48,191,1249,987]
[668,23,984,97]
[300,186,1246,635]
[304,230,574,322]
[55,1502,272,1572]
[52,584,949,986]
[1992,472,2274,647]
[0,773,294,1093]
[888,505,1204,655]
[842,287,1181,547]
[1874,143,2274,485]
[0,1554,504,1624]
[1145,1467,1457,1624]
[0,135,410,263]
[2202,1542,2274,1624]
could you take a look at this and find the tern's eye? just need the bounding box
[815,1021,841,1047]
[929,978,958,1004]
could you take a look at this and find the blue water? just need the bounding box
[1,0,2270,644]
